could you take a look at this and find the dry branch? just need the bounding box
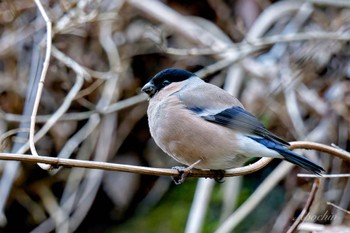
[286,179,320,233]
[31,0,53,170]
[0,141,348,179]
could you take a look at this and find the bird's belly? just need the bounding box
[150,112,248,170]
[166,139,248,170]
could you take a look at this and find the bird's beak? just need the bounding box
[141,82,156,97]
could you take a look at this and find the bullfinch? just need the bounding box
[142,68,324,183]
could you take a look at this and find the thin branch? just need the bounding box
[0,109,97,123]
[55,114,100,160]
[0,152,178,176]
[0,93,147,123]
[51,46,92,81]
[127,0,231,53]
[298,174,350,178]
[75,79,104,99]
[289,141,350,162]
[31,0,53,170]
[245,31,350,47]
[103,94,148,114]
[327,201,350,215]
[0,128,29,150]
[32,74,84,144]
[161,31,350,57]
[286,179,320,233]
[194,46,261,79]
[0,141,348,179]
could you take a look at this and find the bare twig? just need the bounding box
[286,179,320,233]
[290,141,350,162]
[31,0,53,170]
[0,93,147,123]
[55,114,100,160]
[298,174,350,178]
[0,152,228,177]
[32,74,84,145]
[0,141,348,179]
[103,94,148,114]
[127,0,231,53]
[162,31,350,57]
[51,46,91,81]
[0,128,29,150]
[327,201,350,214]
[36,185,69,233]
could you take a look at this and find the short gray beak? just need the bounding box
[141,82,156,97]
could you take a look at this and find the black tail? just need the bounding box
[250,137,324,174]
[277,148,324,175]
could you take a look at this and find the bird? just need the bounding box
[141,68,324,184]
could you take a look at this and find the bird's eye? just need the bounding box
[162,80,170,87]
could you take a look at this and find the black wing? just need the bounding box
[193,106,289,146]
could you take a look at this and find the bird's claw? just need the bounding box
[172,166,190,185]
[171,166,226,184]
[212,170,226,183]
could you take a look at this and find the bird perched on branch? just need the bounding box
[142,68,324,184]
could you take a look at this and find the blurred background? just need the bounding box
[0,0,349,232]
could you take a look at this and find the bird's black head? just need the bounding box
[142,68,195,98]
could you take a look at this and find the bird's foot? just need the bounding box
[172,160,202,185]
[171,166,188,185]
[211,170,226,183]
